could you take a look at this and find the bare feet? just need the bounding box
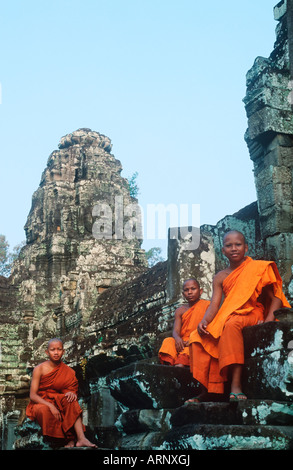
[64,440,75,448]
[184,396,200,404]
[229,392,247,402]
[75,437,97,448]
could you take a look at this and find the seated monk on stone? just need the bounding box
[26,338,97,448]
[159,278,210,367]
[187,230,291,403]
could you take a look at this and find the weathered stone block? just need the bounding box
[259,203,293,236]
[158,423,293,450]
[243,315,293,401]
[238,399,293,425]
[171,399,293,427]
[170,402,241,427]
[166,228,214,303]
[13,419,53,450]
[106,363,199,410]
[116,409,172,435]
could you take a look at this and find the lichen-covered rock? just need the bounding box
[243,311,293,402]
[106,363,199,410]
[0,128,148,398]
[158,423,293,451]
[243,0,293,296]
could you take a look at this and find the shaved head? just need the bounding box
[182,278,200,289]
[47,338,63,349]
[223,230,247,245]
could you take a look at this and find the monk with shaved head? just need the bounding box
[187,230,291,403]
[26,338,97,448]
[159,279,210,367]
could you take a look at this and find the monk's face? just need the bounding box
[222,232,248,263]
[182,280,202,303]
[46,340,64,363]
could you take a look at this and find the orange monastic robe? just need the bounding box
[159,299,210,366]
[189,257,291,393]
[26,361,83,440]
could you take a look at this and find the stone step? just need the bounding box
[171,399,293,427]
[106,362,200,409]
[106,341,293,412]
[13,400,293,451]
[112,398,293,450]
[115,399,293,434]
[116,423,293,450]
[156,423,293,451]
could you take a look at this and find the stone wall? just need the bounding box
[243,0,293,301]
[0,128,148,400]
[167,201,264,303]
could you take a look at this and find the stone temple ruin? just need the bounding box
[0,0,293,451]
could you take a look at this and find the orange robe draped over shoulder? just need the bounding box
[159,299,210,366]
[189,257,291,393]
[26,361,83,440]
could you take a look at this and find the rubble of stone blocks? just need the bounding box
[92,311,293,450]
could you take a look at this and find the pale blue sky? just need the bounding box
[0,0,278,258]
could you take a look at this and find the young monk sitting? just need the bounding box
[159,278,210,367]
[26,338,97,448]
[187,230,291,403]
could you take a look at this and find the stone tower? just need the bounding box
[243,0,293,298]
[0,128,147,395]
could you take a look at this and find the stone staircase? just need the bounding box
[13,366,293,451]
[12,311,293,451]
[95,312,293,451]
[97,362,293,451]
[117,400,293,450]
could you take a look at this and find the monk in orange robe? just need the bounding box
[159,279,210,367]
[188,230,291,402]
[26,338,97,448]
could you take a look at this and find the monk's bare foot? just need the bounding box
[64,440,75,448]
[229,392,247,402]
[184,389,209,404]
[185,396,200,404]
[76,437,97,448]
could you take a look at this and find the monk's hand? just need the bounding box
[175,337,184,353]
[49,404,62,421]
[197,320,209,336]
[65,391,77,402]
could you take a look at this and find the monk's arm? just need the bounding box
[61,368,79,402]
[172,307,185,352]
[197,274,223,335]
[263,285,282,322]
[29,366,62,421]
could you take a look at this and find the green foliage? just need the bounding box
[0,234,25,277]
[145,246,164,267]
[127,171,140,199]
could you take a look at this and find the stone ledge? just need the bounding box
[106,363,199,410]
[158,423,293,451]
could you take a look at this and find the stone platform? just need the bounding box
[13,311,293,451]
